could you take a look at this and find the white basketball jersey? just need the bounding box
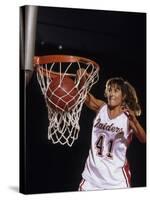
[82,104,132,189]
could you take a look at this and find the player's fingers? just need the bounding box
[124,111,130,117]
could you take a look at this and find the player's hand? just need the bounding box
[76,68,89,79]
[122,105,137,124]
[76,68,90,89]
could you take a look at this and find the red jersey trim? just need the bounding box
[122,161,131,187]
[79,179,85,191]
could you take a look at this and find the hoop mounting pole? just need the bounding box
[20,6,38,71]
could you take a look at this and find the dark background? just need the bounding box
[25,6,146,194]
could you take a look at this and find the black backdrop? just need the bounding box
[25,6,146,194]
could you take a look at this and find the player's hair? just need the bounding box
[104,77,141,116]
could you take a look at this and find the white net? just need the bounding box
[35,56,99,147]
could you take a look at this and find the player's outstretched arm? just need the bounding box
[76,68,105,112]
[85,93,105,112]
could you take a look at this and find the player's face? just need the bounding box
[107,84,124,108]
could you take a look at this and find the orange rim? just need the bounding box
[34,55,99,68]
[34,55,100,78]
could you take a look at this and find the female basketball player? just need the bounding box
[77,71,146,191]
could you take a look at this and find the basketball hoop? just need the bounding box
[34,55,100,147]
